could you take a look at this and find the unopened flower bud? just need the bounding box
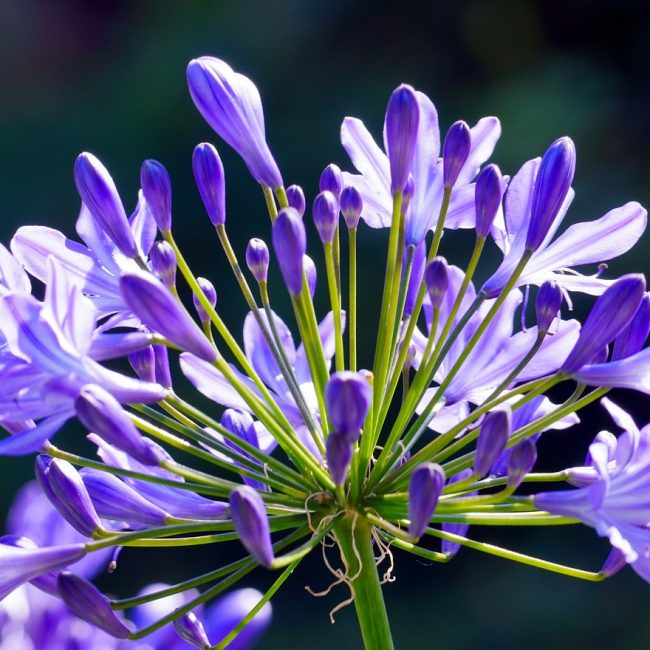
[229,486,274,568]
[325,371,372,442]
[561,274,646,374]
[153,343,172,388]
[75,384,166,466]
[74,153,137,258]
[193,277,217,324]
[140,159,172,233]
[425,257,449,310]
[326,432,353,486]
[121,270,217,362]
[612,294,650,360]
[408,462,445,539]
[474,407,511,478]
[246,238,270,283]
[385,84,420,193]
[340,185,363,229]
[599,547,627,577]
[525,137,576,252]
[80,469,168,526]
[0,541,86,601]
[443,121,471,189]
[129,345,156,383]
[319,164,343,199]
[149,241,177,288]
[474,164,503,238]
[272,207,306,297]
[58,572,131,638]
[174,611,211,649]
[313,191,339,244]
[535,280,563,334]
[286,185,306,217]
[192,143,226,226]
[507,439,537,489]
[35,455,102,537]
[303,255,317,298]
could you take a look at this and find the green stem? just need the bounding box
[334,515,394,650]
[349,227,358,371]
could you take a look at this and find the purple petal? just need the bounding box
[0,413,72,456]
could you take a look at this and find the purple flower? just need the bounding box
[506,439,537,489]
[140,159,173,233]
[484,155,646,297]
[0,541,86,601]
[535,403,650,584]
[193,277,217,324]
[525,137,576,252]
[442,120,471,189]
[535,280,563,334]
[192,142,227,226]
[340,185,363,229]
[174,611,211,649]
[325,371,372,441]
[612,294,650,361]
[272,207,306,297]
[149,240,178,288]
[320,164,344,199]
[474,163,503,238]
[326,432,353,485]
[561,274,646,374]
[408,462,445,539]
[57,572,131,638]
[342,92,500,246]
[424,257,449,310]
[74,153,139,258]
[229,486,274,568]
[246,238,270,283]
[312,191,339,244]
[403,242,426,317]
[473,407,511,478]
[286,184,306,216]
[187,57,283,188]
[120,269,217,363]
[35,455,102,538]
[385,84,420,193]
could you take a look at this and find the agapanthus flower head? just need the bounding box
[3,51,650,650]
[192,142,226,226]
[73,152,138,258]
[442,120,471,189]
[140,159,172,233]
[272,207,306,297]
[187,57,283,188]
[245,238,270,284]
[525,136,576,252]
[385,84,420,193]
[286,184,306,216]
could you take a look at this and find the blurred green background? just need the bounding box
[1,0,650,647]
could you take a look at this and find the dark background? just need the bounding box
[1,1,650,648]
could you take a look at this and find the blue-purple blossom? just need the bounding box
[408,462,445,539]
[325,371,372,441]
[320,164,344,199]
[246,238,270,283]
[193,276,217,324]
[442,120,472,189]
[326,432,353,486]
[141,159,173,233]
[272,207,306,297]
[535,280,563,334]
[473,408,511,478]
[74,153,139,259]
[149,240,178,288]
[424,257,449,310]
[173,611,211,649]
[229,486,274,568]
[187,57,283,188]
[286,184,306,216]
[313,191,339,244]
[192,142,226,226]
[474,163,503,238]
[340,185,363,229]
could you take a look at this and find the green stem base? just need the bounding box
[334,515,395,650]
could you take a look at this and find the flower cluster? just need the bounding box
[0,55,648,648]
